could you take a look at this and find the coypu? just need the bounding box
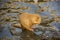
[19,12,41,31]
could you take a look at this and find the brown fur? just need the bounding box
[19,12,41,31]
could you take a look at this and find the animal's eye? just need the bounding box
[35,17,39,22]
[36,17,39,19]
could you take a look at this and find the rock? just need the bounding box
[2,3,10,8]
[7,9,19,13]
[12,36,21,40]
[0,35,21,40]
[9,26,22,36]
[0,26,4,32]
[12,23,21,28]
[20,6,28,10]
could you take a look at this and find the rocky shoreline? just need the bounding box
[0,0,60,40]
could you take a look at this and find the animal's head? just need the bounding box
[31,14,41,24]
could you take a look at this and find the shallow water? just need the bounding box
[0,1,60,40]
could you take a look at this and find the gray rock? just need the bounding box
[9,26,22,36]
